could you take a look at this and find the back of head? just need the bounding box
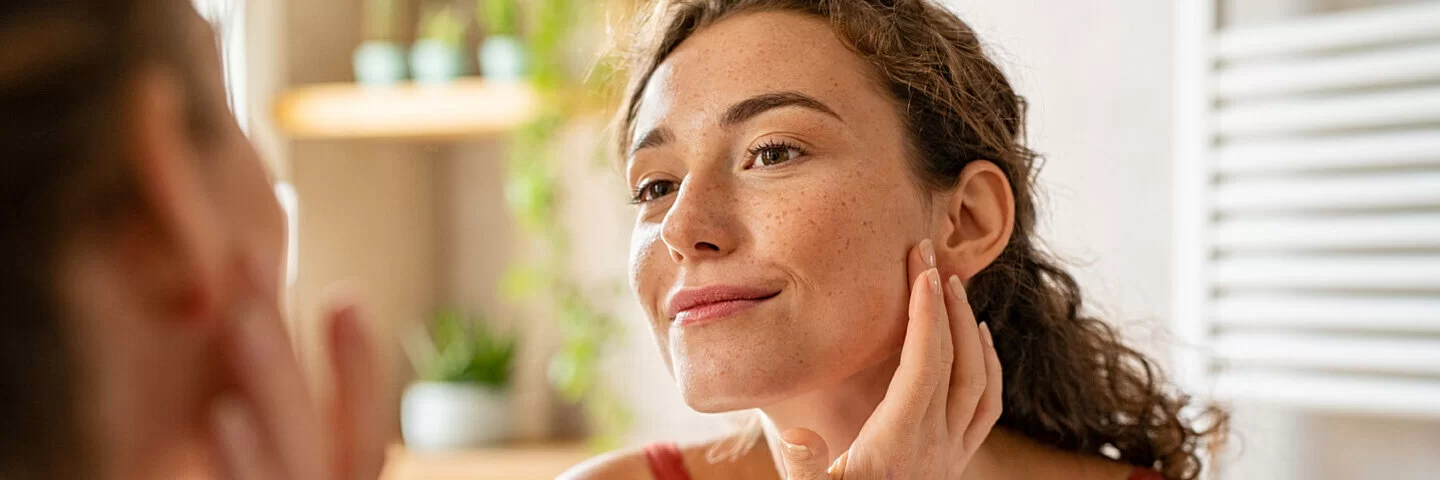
[613,1,1227,478]
[0,0,202,477]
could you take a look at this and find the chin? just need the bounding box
[671,355,814,414]
[660,300,905,414]
[678,380,782,414]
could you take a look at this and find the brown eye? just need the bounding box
[753,145,803,167]
[633,180,678,204]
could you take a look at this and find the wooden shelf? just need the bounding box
[275,79,538,140]
[380,443,592,480]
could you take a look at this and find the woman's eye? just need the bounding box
[632,180,678,204]
[752,145,804,167]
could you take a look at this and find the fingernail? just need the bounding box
[948,275,967,303]
[928,269,942,296]
[920,239,936,268]
[980,322,994,348]
[783,440,813,461]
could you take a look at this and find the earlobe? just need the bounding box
[127,68,226,323]
[934,160,1016,280]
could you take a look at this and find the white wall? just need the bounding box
[941,1,1440,479]
[941,0,1179,356]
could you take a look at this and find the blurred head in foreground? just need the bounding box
[0,0,285,477]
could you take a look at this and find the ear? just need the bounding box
[933,160,1015,281]
[126,68,226,322]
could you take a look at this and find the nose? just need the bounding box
[659,173,739,263]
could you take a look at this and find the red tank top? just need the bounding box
[641,442,1164,480]
[643,442,693,480]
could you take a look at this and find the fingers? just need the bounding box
[780,428,832,480]
[944,276,988,438]
[210,396,281,480]
[328,304,388,480]
[869,266,948,434]
[224,290,326,479]
[907,239,935,287]
[962,322,1004,451]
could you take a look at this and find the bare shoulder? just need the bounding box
[1062,451,1146,480]
[557,447,654,480]
[987,428,1148,480]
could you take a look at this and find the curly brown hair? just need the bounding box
[611,1,1228,478]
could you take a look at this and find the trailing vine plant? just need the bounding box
[495,0,631,449]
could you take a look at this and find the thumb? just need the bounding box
[780,428,832,480]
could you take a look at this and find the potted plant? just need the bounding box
[401,310,517,451]
[477,0,526,81]
[410,2,468,84]
[354,0,406,85]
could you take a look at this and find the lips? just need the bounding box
[666,284,781,326]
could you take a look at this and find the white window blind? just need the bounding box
[1175,0,1440,418]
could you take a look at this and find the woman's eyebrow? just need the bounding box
[721,91,842,126]
[627,91,842,161]
[630,126,674,159]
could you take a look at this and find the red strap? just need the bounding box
[1129,467,1164,480]
[642,442,692,480]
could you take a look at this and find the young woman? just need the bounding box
[567,0,1226,479]
[0,0,387,478]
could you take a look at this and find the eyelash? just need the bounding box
[630,179,677,205]
[629,140,810,205]
[745,140,808,167]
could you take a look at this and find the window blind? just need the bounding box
[1175,0,1440,419]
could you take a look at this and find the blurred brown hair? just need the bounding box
[0,0,215,477]
[611,1,1228,478]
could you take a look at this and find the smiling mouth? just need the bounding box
[667,286,782,327]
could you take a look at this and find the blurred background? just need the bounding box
[199,0,1440,478]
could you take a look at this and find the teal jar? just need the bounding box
[479,35,527,81]
[353,41,407,86]
[410,39,465,84]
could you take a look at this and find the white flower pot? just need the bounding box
[353,41,407,86]
[401,382,510,451]
[479,35,527,81]
[409,40,464,84]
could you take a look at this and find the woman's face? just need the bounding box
[627,11,931,412]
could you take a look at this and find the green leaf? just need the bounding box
[500,265,545,301]
[419,3,467,44]
[480,0,518,35]
[416,310,518,387]
[498,0,632,447]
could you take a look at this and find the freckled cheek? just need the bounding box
[629,224,673,322]
[752,182,904,299]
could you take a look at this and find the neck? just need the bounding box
[759,351,900,463]
[753,353,1090,480]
